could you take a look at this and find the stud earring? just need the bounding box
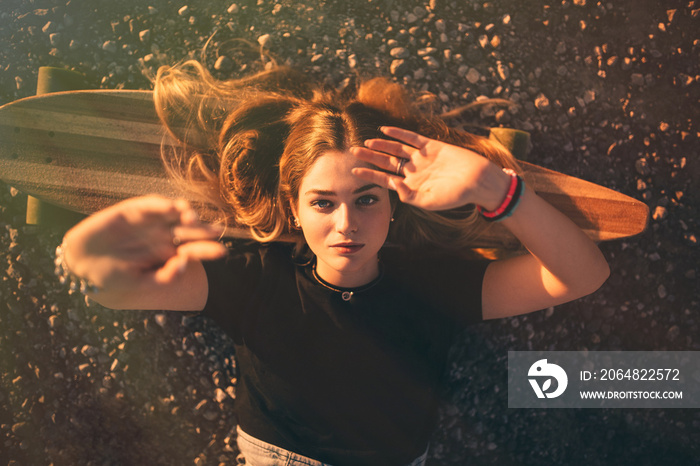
[390,217,395,222]
[293,217,301,228]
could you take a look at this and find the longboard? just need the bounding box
[0,90,649,248]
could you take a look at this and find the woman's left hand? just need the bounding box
[351,126,508,211]
[353,126,610,320]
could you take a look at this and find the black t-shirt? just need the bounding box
[202,241,489,466]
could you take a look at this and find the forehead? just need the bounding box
[300,150,373,192]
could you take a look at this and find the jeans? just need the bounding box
[235,426,429,466]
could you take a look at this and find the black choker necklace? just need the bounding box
[311,263,383,301]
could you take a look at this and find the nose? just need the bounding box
[335,203,357,236]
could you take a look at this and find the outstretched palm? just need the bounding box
[351,126,493,211]
[64,196,226,289]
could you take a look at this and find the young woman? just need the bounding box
[56,62,609,465]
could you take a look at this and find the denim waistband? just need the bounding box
[236,426,428,466]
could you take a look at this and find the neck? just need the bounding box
[314,259,380,288]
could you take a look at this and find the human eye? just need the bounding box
[310,199,334,210]
[356,195,379,207]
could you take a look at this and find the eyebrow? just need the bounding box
[304,183,381,196]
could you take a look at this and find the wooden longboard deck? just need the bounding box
[0,89,649,248]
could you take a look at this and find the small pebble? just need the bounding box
[390,47,409,59]
[42,21,55,34]
[466,68,480,84]
[49,33,61,46]
[666,325,680,340]
[390,59,408,76]
[635,158,651,176]
[423,56,440,69]
[214,56,233,71]
[102,41,118,53]
[123,329,135,341]
[418,47,438,56]
[534,93,551,111]
[155,314,167,328]
[652,206,668,221]
[258,34,271,48]
[631,73,645,86]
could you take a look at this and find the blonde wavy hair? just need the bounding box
[153,60,520,249]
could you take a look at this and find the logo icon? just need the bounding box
[528,359,568,398]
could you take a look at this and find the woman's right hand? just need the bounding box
[61,195,227,310]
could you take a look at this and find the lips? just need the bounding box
[331,242,365,254]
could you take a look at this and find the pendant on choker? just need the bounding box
[311,264,356,301]
[310,261,384,302]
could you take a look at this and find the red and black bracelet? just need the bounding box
[476,168,525,222]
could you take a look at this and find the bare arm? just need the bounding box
[60,196,227,311]
[352,126,609,319]
[480,182,610,319]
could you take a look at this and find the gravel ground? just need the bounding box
[1,0,698,465]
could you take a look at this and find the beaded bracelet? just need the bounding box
[54,242,101,294]
[476,168,525,222]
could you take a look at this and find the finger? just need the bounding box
[392,181,416,204]
[351,146,406,173]
[153,241,227,284]
[141,195,183,217]
[153,254,189,284]
[177,241,229,261]
[352,167,397,190]
[351,167,412,202]
[171,224,225,245]
[116,196,184,229]
[362,139,415,159]
[353,168,420,206]
[140,223,220,264]
[379,126,431,149]
[132,197,198,228]
[174,198,200,226]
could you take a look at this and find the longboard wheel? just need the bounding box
[489,127,531,161]
[37,67,89,95]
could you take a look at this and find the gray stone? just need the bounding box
[390,59,408,76]
[390,47,409,59]
[423,56,440,69]
[49,33,61,46]
[466,68,481,84]
[497,62,509,80]
[635,158,651,176]
[102,41,118,53]
[631,73,645,86]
